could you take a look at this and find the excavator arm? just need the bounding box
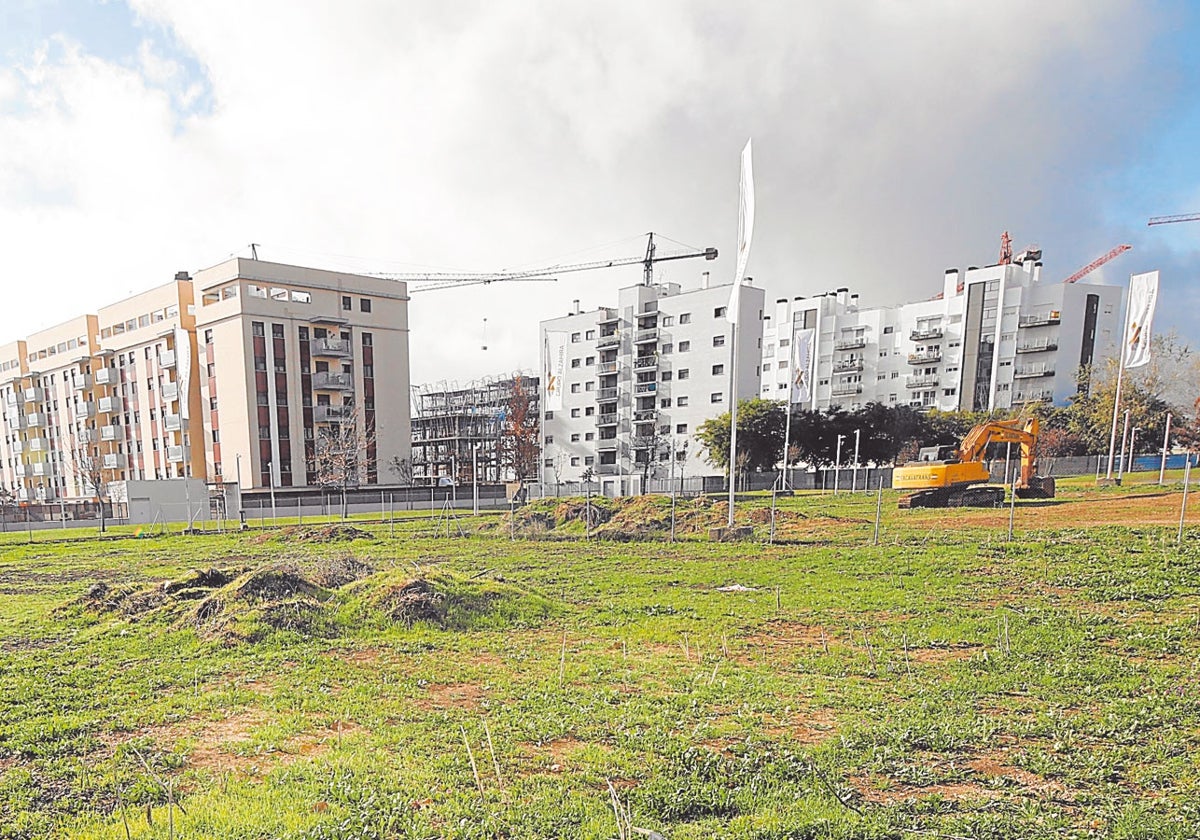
[956,417,1040,486]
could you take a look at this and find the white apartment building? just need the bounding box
[541,276,765,496]
[760,256,1123,413]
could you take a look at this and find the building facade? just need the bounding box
[540,276,765,495]
[0,258,411,505]
[760,257,1123,413]
[410,373,540,485]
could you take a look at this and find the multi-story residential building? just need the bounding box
[540,276,765,496]
[410,373,540,485]
[760,256,1123,413]
[0,257,411,506]
[192,258,411,490]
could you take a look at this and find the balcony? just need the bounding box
[102,453,126,470]
[22,387,43,403]
[77,429,96,444]
[906,375,940,389]
[72,375,92,391]
[314,404,352,423]
[597,333,620,349]
[596,463,620,475]
[94,367,117,385]
[311,337,352,358]
[98,396,123,414]
[27,437,50,453]
[598,308,620,325]
[634,382,658,394]
[596,413,618,427]
[910,327,944,341]
[166,445,185,462]
[164,413,182,431]
[26,412,46,428]
[835,336,867,351]
[1013,389,1054,404]
[831,384,863,397]
[159,349,176,369]
[1014,365,1055,379]
[161,381,179,401]
[597,387,618,402]
[100,425,121,442]
[14,464,27,478]
[1019,311,1061,328]
[633,329,659,344]
[907,350,942,364]
[31,462,55,478]
[832,359,863,373]
[73,402,95,419]
[1016,341,1058,354]
[597,438,619,452]
[633,409,657,422]
[313,371,354,391]
[598,361,619,374]
[5,413,27,432]
[633,356,658,370]
[9,440,22,454]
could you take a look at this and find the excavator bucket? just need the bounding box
[1016,476,1055,500]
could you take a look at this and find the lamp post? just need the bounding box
[852,428,861,493]
[1160,413,1172,485]
[834,434,845,494]
[1117,410,1131,484]
[472,443,479,516]
[1128,427,1140,475]
[235,453,245,528]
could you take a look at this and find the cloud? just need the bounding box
[0,0,1194,382]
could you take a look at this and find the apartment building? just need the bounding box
[192,258,411,490]
[410,373,540,485]
[541,277,764,496]
[0,258,411,505]
[760,255,1123,413]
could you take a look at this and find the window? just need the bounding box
[661,371,672,381]
[661,315,674,327]
[712,364,724,375]
[883,326,894,334]
[585,355,595,366]
[203,329,213,344]
[711,393,723,403]
[209,397,218,410]
[544,459,554,467]
[943,388,957,396]
[571,433,581,442]
[660,398,672,408]
[571,358,581,368]
[677,368,689,380]
[677,396,689,407]
[584,456,594,466]
[679,313,691,324]
[545,436,554,445]
[272,323,284,338]
[254,357,267,372]
[585,381,595,391]
[252,322,265,337]
[363,364,374,378]
[571,457,580,467]
[763,363,770,372]
[290,290,311,303]
[891,371,900,379]
[676,423,687,434]
[585,432,594,441]
[571,383,581,393]
[360,298,371,313]
[712,335,725,347]
[661,343,673,355]
[571,408,580,418]
[362,332,372,346]
[584,406,595,416]
[342,295,352,311]
[585,329,595,340]
[207,363,216,376]
[571,332,581,343]
[714,306,726,318]
[544,411,554,420]
[679,341,690,352]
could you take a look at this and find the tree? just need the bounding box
[71,447,109,533]
[387,454,413,486]
[696,398,786,478]
[0,487,13,533]
[1175,397,1200,453]
[313,405,375,520]
[632,423,671,490]
[499,376,539,486]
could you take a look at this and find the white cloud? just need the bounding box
[0,1,1191,381]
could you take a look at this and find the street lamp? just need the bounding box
[834,434,845,493]
[1128,427,1140,475]
[852,428,861,493]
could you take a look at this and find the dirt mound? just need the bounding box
[253,524,375,544]
[189,565,332,643]
[366,571,557,630]
[77,567,248,617]
[308,556,375,588]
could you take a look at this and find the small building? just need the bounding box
[108,478,212,526]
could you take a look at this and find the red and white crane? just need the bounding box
[1061,244,1132,284]
[1148,212,1200,226]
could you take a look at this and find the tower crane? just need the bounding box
[1061,244,1132,284]
[379,233,718,293]
[1148,212,1200,226]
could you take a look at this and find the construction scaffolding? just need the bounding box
[410,372,540,486]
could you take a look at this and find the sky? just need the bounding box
[2,0,1198,386]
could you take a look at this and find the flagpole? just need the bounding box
[727,316,739,528]
[1105,291,1131,481]
[780,324,795,492]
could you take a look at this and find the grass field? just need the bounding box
[0,475,1196,839]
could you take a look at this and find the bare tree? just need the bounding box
[313,405,375,520]
[673,437,690,495]
[499,376,539,491]
[0,487,13,533]
[71,447,109,533]
[632,423,671,492]
[387,454,413,486]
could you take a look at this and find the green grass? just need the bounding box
[0,477,1197,838]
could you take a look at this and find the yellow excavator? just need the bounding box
[894,416,1056,508]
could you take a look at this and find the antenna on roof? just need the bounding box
[249,243,260,260]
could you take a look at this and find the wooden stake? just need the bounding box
[461,726,485,798]
[483,720,504,790]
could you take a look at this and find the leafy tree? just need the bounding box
[696,398,786,476]
[499,376,539,483]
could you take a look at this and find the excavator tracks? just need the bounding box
[898,485,1007,509]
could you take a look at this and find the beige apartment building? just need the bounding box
[0,258,411,506]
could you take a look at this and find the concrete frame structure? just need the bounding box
[540,276,764,495]
[0,258,411,504]
[761,257,1123,413]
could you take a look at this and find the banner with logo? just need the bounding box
[1124,270,1159,369]
[726,138,755,325]
[174,327,192,420]
[790,328,814,404]
[543,330,567,412]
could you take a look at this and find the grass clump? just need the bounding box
[355,568,559,630]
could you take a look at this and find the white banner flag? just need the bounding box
[1124,270,1159,369]
[174,327,192,420]
[790,328,814,405]
[543,330,568,412]
[726,138,755,325]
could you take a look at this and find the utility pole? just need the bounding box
[1160,414,1172,485]
[852,428,861,493]
[834,434,845,493]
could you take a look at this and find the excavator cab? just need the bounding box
[917,445,959,464]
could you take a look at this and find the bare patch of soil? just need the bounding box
[417,682,485,710]
[908,643,982,663]
[851,775,997,804]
